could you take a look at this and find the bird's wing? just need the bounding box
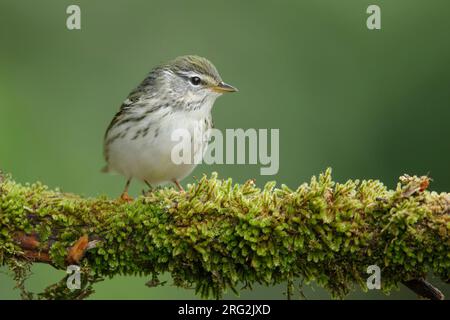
[119,70,161,109]
[102,74,160,165]
[105,75,158,134]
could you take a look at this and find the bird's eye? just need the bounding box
[189,76,201,86]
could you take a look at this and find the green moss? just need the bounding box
[0,169,449,299]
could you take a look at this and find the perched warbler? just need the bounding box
[103,55,237,200]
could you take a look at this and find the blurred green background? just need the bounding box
[1,0,449,299]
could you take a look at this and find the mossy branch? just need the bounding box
[0,169,449,300]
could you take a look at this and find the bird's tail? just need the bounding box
[101,165,110,173]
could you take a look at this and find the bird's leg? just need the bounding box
[172,179,184,192]
[120,178,133,202]
[144,180,153,189]
[143,180,154,196]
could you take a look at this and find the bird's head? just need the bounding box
[155,55,238,108]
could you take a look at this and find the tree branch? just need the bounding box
[403,278,444,300]
[0,169,449,299]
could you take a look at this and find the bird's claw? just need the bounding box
[119,192,134,202]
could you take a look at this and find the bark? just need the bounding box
[0,169,448,299]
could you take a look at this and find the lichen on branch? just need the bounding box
[0,169,449,299]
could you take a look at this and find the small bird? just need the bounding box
[103,55,238,200]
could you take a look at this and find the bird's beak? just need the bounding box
[210,82,238,93]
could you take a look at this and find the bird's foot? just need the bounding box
[142,188,155,197]
[119,192,134,202]
[143,180,155,196]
